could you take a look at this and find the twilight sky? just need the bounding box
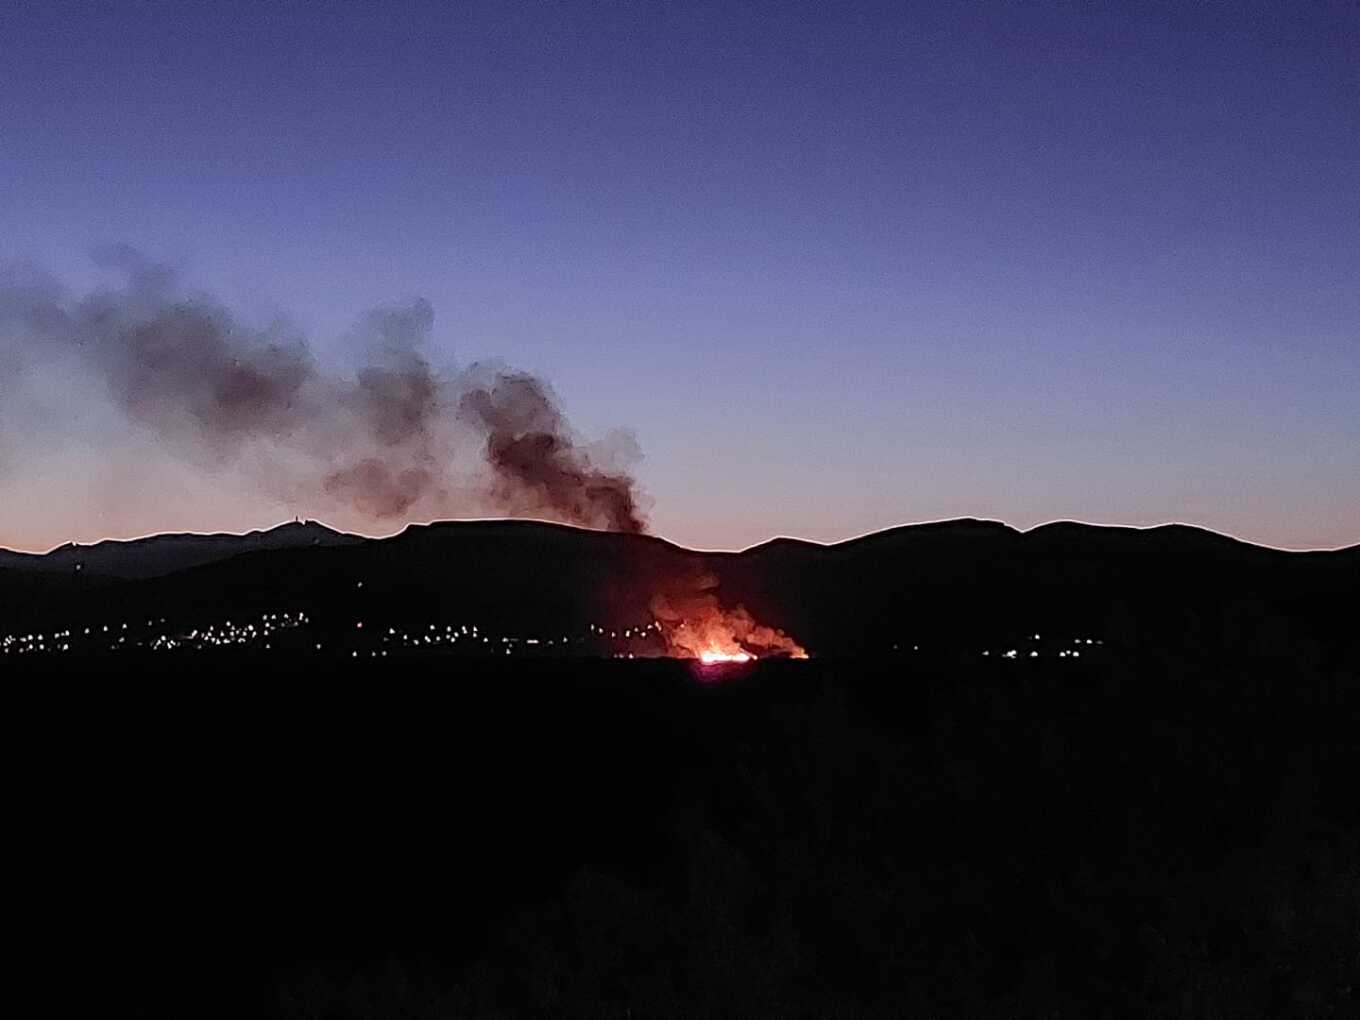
[1,0,1357,552]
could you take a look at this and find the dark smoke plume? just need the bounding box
[458,373,645,534]
[0,252,647,534]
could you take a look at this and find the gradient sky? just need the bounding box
[2,0,1357,551]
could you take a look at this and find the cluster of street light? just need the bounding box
[3,613,1103,663]
[148,611,310,651]
[1,614,673,660]
[589,622,664,640]
[2,620,146,656]
[1,612,312,656]
[980,635,1104,660]
[2,627,77,655]
[350,622,496,657]
[354,620,667,658]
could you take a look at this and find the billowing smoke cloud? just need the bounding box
[0,251,646,537]
[458,373,645,534]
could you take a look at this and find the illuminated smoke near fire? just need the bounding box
[0,251,645,534]
[651,571,808,663]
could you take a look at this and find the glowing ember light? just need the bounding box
[698,649,753,665]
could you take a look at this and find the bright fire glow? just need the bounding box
[651,572,808,665]
[698,649,753,665]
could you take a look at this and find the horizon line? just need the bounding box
[3,514,1357,558]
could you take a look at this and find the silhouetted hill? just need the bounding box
[0,519,358,579]
[2,518,1355,667]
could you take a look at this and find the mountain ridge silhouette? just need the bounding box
[2,517,1354,661]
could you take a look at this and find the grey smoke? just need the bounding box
[0,252,647,533]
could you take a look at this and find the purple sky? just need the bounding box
[2,1,1357,552]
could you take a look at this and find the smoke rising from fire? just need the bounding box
[0,251,646,537]
[651,571,808,661]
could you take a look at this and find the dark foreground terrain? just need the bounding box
[11,650,1358,1019]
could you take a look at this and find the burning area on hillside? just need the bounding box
[651,571,807,665]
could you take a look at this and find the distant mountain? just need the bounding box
[2,518,1356,664]
[0,520,361,580]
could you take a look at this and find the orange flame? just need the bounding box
[651,572,807,663]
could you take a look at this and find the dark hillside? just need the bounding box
[10,653,1358,1018]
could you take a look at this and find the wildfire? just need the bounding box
[650,571,808,666]
[699,649,752,665]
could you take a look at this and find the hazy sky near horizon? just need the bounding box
[2,0,1357,552]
